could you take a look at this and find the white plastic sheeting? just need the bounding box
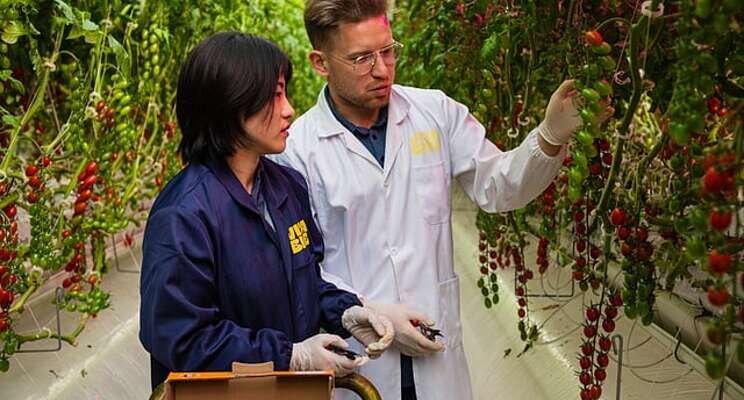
[1,188,737,399]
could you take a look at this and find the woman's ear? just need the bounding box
[308,50,329,77]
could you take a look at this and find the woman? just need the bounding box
[139,31,393,389]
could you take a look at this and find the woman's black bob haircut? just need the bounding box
[176,31,293,164]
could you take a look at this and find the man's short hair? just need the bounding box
[304,0,389,50]
[176,31,292,164]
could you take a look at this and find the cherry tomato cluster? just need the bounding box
[577,291,622,400]
[138,25,166,95]
[476,230,500,309]
[536,182,557,275]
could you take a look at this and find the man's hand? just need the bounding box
[342,305,395,358]
[537,80,613,153]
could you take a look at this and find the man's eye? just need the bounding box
[356,54,374,64]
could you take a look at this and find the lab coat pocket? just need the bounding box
[412,161,449,225]
[437,275,463,350]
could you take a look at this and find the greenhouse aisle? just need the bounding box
[2,188,735,400]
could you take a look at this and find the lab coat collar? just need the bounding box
[316,84,410,138]
[204,157,287,214]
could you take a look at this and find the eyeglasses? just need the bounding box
[327,41,404,75]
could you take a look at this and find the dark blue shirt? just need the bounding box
[139,158,361,388]
[325,87,388,167]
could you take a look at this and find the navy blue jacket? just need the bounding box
[139,157,361,388]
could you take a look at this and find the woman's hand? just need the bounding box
[290,334,367,376]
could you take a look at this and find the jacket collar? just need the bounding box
[316,84,410,138]
[205,157,287,213]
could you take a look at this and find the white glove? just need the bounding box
[341,305,394,359]
[289,333,368,376]
[537,80,583,146]
[365,302,444,357]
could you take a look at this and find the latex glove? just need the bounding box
[537,80,583,146]
[341,305,394,359]
[365,302,444,357]
[290,333,368,376]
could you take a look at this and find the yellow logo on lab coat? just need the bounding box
[410,129,441,155]
[288,219,310,254]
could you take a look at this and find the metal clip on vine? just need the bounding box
[611,334,624,400]
[111,234,140,273]
[16,288,64,354]
[640,1,664,18]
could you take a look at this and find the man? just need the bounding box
[273,1,590,398]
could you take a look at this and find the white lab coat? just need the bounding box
[272,85,564,400]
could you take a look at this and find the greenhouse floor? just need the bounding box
[2,187,733,400]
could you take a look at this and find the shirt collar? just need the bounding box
[324,87,389,137]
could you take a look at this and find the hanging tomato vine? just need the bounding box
[0,0,320,373]
[395,0,742,397]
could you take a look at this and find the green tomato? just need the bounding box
[581,88,600,103]
[685,237,707,259]
[575,129,594,148]
[567,185,583,202]
[484,297,492,309]
[572,151,588,168]
[592,42,612,56]
[689,208,708,230]
[491,294,499,305]
[593,80,612,97]
[579,108,597,126]
[673,216,688,234]
[0,358,9,372]
[705,351,725,380]
[624,305,637,319]
[695,0,712,19]
[667,198,682,213]
[669,154,685,171]
[599,56,615,72]
[668,122,689,145]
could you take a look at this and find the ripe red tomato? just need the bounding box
[602,319,615,333]
[708,250,732,275]
[25,164,38,177]
[0,288,14,308]
[73,202,87,215]
[584,30,604,46]
[707,287,729,307]
[586,307,600,321]
[709,209,732,231]
[610,208,626,226]
[85,161,97,176]
[703,167,724,193]
[3,204,17,218]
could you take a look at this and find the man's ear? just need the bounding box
[309,50,329,77]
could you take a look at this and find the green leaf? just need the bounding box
[2,21,28,44]
[54,0,77,23]
[67,26,84,40]
[81,19,98,31]
[2,114,20,129]
[108,35,130,76]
